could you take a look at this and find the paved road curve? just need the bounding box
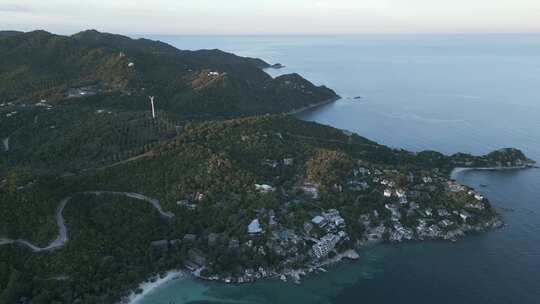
[0,191,174,252]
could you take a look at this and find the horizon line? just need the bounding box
[4,28,540,37]
[142,32,540,37]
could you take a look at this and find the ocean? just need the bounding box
[134,34,540,304]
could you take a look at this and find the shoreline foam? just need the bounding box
[450,165,534,180]
[123,270,184,304]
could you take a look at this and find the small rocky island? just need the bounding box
[269,63,286,69]
[0,30,536,304]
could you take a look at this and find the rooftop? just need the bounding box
[248,219,263,234]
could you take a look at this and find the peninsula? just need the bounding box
[0,30,535,304]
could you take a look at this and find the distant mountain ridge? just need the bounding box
[0,31,23,38]
[0,29,337,117]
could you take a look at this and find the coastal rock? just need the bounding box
[343,249,360,260]
[270,63,286,69]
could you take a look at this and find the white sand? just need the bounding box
[124,270,184,304]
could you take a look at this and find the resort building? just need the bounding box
[248,219,263,235]
[312,234,341,259]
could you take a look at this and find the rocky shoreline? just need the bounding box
[122,213,503,304]
[120,161,527,302]
[188,215,502,286]
[192,248,360,285]
[134,165,521,289]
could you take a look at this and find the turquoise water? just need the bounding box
[137,35,540,303]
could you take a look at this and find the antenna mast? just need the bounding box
[149,96,156,119]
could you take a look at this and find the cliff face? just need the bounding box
[0,30,338,117]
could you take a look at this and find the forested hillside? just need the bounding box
[0,30,535,304]
[0,30,337,117]
[1,115,534,304]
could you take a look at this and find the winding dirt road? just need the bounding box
[0,191,174,252]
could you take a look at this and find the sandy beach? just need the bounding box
[450,165,534,180]
[123,271,185,304]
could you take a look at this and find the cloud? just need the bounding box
[0,0,538,34]
[0,3,32,13]
[313,0,390,12]
[315,1,330,8]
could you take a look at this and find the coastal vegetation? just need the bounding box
[0,30,535,304]
[1,115,533,304]
[0,30,337,118]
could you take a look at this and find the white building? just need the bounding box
[312,234,340,259]
[440,219,454,227]
[195,192,205,202]
[447,181,465,192]
[300,183,319,199]
[255,184,276,193]
[395,189,406,198]
[322,209,346,227]
[465,202,485,210]
[437,209,450,217]
[334,217,345,226]
[460,211,472,221]
[385,204,400,220]
[248,219,263,235]
[348,180,369,191]
[311,215,327,227]
[283,158,294,166]
[384,189,393,197]
[354,167,370,176]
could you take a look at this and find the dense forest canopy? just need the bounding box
[0,30,337,118]
[1,114,533,303]
[0,30,535,304]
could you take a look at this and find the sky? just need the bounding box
[1,0,539,35]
